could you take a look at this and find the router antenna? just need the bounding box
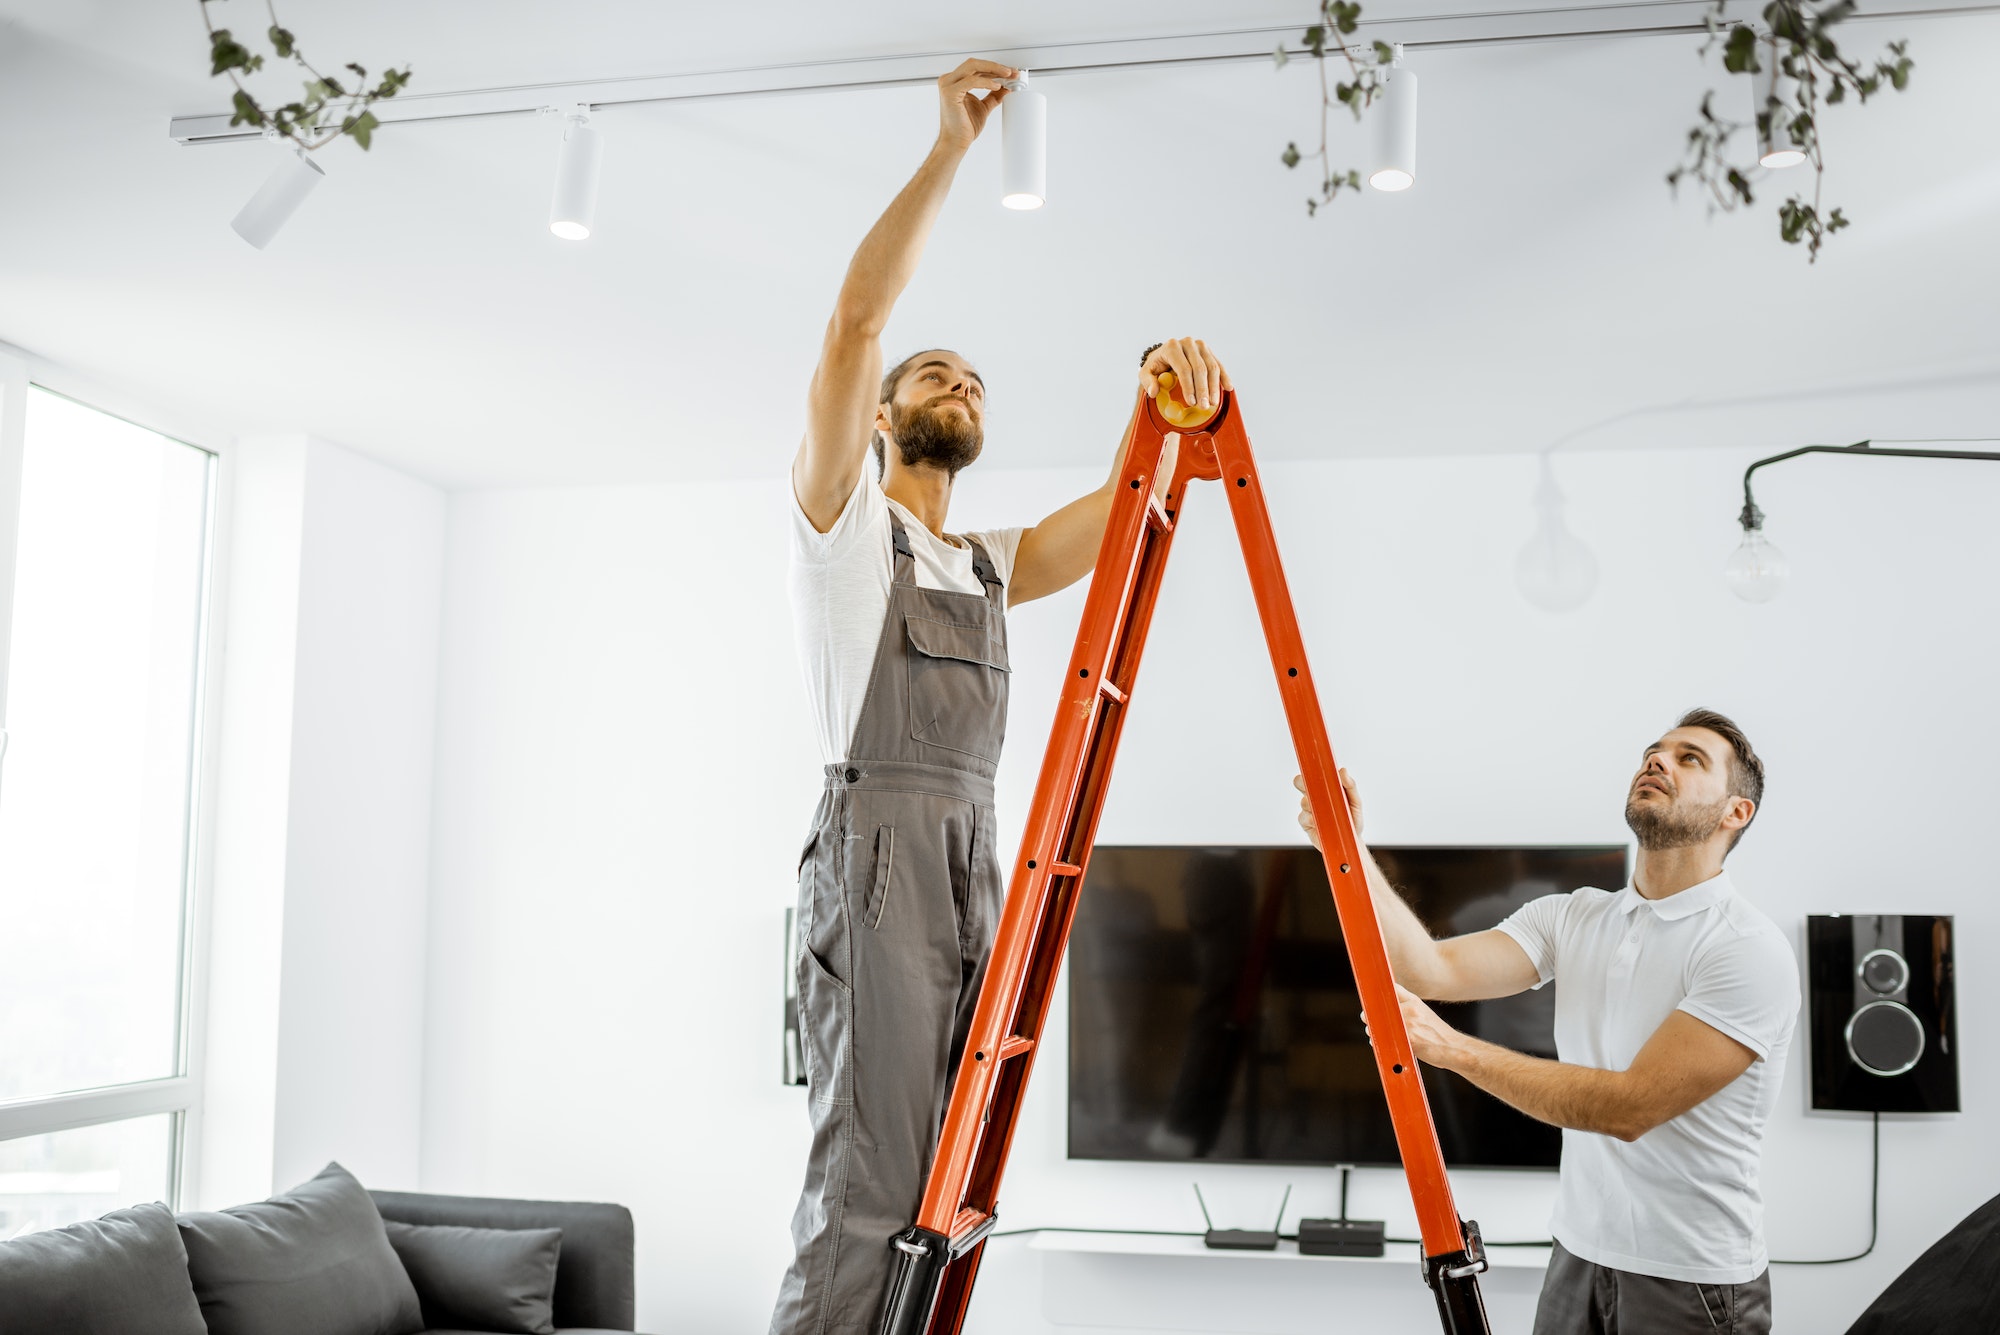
[1192,1183,1215,1231]
[1273,1184,1293,1232]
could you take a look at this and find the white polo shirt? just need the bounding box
[1495,871,1800,1284]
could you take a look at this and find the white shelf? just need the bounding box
[1025,1228,1551,1269]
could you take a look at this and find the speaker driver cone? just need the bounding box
[1858,948,1909,995]
[1846,999,1925,1077]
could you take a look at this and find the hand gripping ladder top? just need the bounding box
[876,385,1493,1335]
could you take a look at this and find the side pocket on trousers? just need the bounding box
[797,945,853,1106]
[864,824,894,930]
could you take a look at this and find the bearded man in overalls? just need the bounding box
[773,56,1232,1335]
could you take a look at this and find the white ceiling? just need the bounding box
[2,1,1996,488]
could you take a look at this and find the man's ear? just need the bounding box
[874,402,893,437]
[1723,796,1756,831]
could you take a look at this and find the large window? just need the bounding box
[0,363,217,1236]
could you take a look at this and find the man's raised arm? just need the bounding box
[792,59,1016,533]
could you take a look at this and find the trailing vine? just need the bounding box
[1276,0,1913,261]
[1669,0,1913,261]
[1274,2,1397,214]
[199,0,411,151]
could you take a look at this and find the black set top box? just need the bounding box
[1298,1217,1386,1257]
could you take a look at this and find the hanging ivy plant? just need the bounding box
[1277,0,1912,261]
[1274,2,1396,214]
[199,0,412,151]
[1670,0,1913,261]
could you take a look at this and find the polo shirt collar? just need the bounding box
[1618,869,1736,921]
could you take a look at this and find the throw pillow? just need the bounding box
[384,1220,563,1335]
[0,1201,207,1335]
[177,1161,423,1335]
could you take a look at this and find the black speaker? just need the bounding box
[1807,914,1958,1113]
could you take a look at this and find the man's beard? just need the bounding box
[1624,788,1731,851]
[889,395,983,477]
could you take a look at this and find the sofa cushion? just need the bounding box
[0,1200,207,1335]
[177,1161,423,1335]
[385,1220,562,1335]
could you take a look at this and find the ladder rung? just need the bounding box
[1098,679,1128,704]
[949,1208,996,1251]
[997,1036,1034,1060]
[1050,861,1082,877]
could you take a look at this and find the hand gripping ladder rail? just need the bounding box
[876,385,1493,1335]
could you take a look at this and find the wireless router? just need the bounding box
[1195,1182,1289,1252]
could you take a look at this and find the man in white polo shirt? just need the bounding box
[1298,709,1799,1334]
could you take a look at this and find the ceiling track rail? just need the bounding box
[167,0,2000,145]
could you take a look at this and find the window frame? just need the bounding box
[0,346,233,1213]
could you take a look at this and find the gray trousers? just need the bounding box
[1534,1241,1772,1335]
[771,768,1003,1335]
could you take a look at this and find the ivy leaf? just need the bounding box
[268,25,295,59]
[1330,1,1361,35]
[1281,142,1301,168]
[1373,40,1396,63]
[1722,25,1760,74]
[1303,24,1326,57]
[1778,198,1809,243]
[228,88,265,127]
[344,110,380,150]
[209,29,254,76]
[1273,45,1289,69]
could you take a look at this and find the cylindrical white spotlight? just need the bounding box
[549,111,603,240]
[231,148,325,250]
[1369,62,1418,192]
[1755,47,1806,169]
[1000,76,1046,210]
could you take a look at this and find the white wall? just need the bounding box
[199,436,445,1204]
[421,444,2000,1333]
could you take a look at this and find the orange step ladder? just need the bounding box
[877,384,1492,1335]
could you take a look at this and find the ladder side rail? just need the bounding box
[1206,411,1468,1260]
[920,418,1209,1335]
[913,413,1173,1235]
[957,434,1205,1219]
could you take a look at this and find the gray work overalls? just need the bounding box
[771,515,1011,1335]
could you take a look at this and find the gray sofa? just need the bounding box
[0,1162,650,1335]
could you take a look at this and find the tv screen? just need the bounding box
[1067,844,1629,1170]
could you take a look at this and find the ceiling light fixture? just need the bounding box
[1515,454,1599,612]
[548,107,603,241]
[1753,35,1807,170]
[1729,440,2000,603]
[1000,74,1046,210]
[1369,47,1418,192]
[231,144,325,249]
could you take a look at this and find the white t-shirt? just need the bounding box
[1494,871,1800,1285]
[789,471,1025,765]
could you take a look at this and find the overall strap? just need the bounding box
[964,535,1007,612]
[886,512,917,584]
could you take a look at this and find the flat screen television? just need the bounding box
[1068,844,1629,1170]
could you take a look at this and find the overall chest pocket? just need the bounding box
[905,613,1010,763]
